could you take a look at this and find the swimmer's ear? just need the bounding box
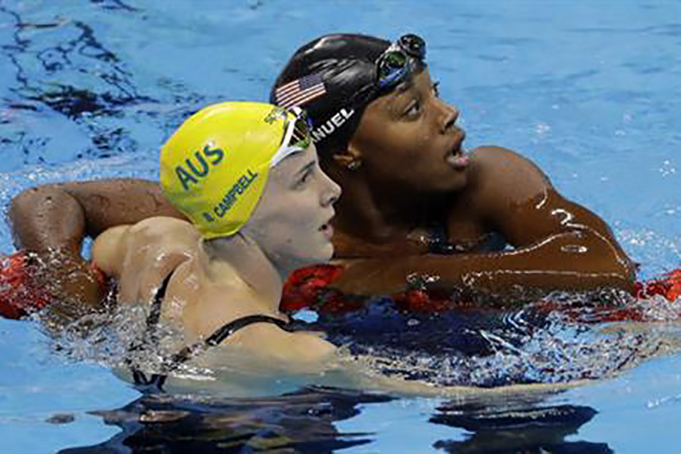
[332,146,363,171]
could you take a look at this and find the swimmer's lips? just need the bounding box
[446,128,469,170]
[319,215,335,240]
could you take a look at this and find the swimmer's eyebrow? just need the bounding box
[386,79,416,113]
[294,160,316,178]
[386,80,416,114]
[393,79,415,96]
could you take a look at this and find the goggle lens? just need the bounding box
[283,107,311,150]
[398,34,426,59]
[376,34,427,90]
[291,114,310,149]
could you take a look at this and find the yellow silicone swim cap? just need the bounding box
[160,102,308,239]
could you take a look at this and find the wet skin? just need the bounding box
[10,71,635,307]
[324,69,635,298]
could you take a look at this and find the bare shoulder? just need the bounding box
[92,225,133,276]
[94,217,199,304]
[472,146,551,188]
[468,146,553,209]
[121,216,199,276]
[93,217,198,267]
[127,216,198,244]
[226,322,337,371]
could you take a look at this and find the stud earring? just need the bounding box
[347,159,362,171]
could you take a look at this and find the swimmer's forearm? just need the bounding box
[10,187,105,308]
[9,178,183,310]
[12,179,183,243]
[58,179,184,235]
[11,179,183,253]
[334,229,635,299]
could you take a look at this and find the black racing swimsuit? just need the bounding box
[130,273,295,391]
[129,227,506,391]
[427,223,507,254]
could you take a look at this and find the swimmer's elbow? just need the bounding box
[605,255,637,292]
[575,230,636,291]
[10,186,86,251]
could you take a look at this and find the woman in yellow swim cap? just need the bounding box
[92,101,342,381]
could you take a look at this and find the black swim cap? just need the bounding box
[270,33,426,157]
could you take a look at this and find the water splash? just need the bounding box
[331,294,681,388]
[44,301,214,382]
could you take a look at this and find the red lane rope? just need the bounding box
[3,252,680,321]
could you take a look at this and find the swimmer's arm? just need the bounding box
[9,178,184,308]
[471,146,635,288]
[11,178,182,249]
[334,231,633,301]
[332,147,635,300]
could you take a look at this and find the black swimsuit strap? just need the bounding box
[146,272,173,330]
[126,272,174,362]
[132,295,293,391]
[206,314,292,346]
[167,314,292,367]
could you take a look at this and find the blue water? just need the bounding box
[1,0,681,452]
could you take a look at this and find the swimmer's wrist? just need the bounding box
[24,248,108,309]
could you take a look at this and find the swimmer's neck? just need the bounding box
[200,234,283,311]
[331,174,443,242]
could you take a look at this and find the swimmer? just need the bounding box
[9,33,635,312]
[91,102,341,376]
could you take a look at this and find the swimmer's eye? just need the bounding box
[432,81,441,97]
[404,98,421,118]
[294,164,315,188]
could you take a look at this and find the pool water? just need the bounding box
[1,0,681,452]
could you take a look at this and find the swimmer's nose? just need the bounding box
[320,171,341,207]
[438,100,459,134]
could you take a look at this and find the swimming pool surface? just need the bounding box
[1,1,681,452]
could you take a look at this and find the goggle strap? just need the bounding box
[271,106,309,167]
[271,145,304,168]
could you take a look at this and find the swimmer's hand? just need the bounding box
[28,247,108,323]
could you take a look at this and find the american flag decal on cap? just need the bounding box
[275,73,326,109]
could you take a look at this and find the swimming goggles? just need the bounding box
[343,34,427,108]
[272,106,313,165]
[376,34,427,89]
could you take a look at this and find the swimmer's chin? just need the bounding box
[319,242,335,263]
[299,243,335,269]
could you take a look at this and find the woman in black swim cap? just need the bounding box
[270,33,635,300]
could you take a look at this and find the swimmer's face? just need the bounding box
[245,143,341,275]
[348,69,469,192]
